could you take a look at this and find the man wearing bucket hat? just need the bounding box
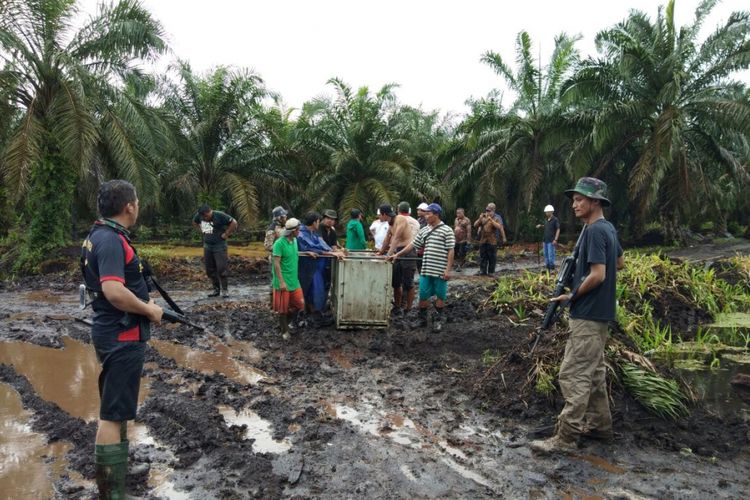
[272,218,305,339]
[536,205,560,271]
[531,177,624,454]
[389,203,454,333]
[264,206,288,252]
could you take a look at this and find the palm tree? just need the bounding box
[453,31,582,236]
[158,62,272,225]
[0,0,167,269]
[297,78,416,219]
[562,0,750,240]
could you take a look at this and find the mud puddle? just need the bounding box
[218,405,292,453]
[0,383,79,498]
[0,337,150,420]
[677,357,750,421]
[151,339,266,385]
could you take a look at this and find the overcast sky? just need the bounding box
[78,0,748,116]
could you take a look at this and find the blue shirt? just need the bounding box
[298,225,332,254]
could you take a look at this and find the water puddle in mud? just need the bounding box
[151,339,266,386]
[217,405,292,453]
[676,357,750,421]
[0,383,79,498]
[0,337,150,420]
[331,402,499,488]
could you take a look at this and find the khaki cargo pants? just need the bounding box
[556,319,612,441]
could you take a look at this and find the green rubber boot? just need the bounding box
[95,441,128,500]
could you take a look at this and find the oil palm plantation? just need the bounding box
[0,0,167,269]
[454,31,582,236]
[158,62,272,225]
[298,78,415,218]
[562,0,750,239]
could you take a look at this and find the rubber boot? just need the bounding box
[279,313,290,340]
[433,307,445,332]
[415,308,429,328]
[95,441,128,500]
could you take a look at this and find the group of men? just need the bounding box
[81,176,623,497]
[264,201,457,337]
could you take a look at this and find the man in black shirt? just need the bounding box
[81,180,163,498]
[319,209,340,297]
[192,205,237,297]
[536,204,560,271]
[531,177,624,454]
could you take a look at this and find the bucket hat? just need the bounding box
[323,209,338,220]
[272,206,288,219]
[543,204,554,212]
[565,177,611,206]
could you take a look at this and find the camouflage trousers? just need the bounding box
[556,319,612,440]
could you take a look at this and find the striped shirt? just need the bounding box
[412,222,455,278]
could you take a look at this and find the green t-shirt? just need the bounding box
[272,236,300,291]
[192,210,234,251]
[346,219,367,250]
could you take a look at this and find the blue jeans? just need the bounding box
[543,242,556,269]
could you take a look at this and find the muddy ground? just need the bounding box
[1,242,749,499]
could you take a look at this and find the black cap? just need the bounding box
[379,204,395,217]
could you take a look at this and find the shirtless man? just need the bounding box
[381,201,420,316]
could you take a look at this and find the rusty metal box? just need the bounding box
[331,254,392,328]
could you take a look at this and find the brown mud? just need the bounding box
[0,242,748,498]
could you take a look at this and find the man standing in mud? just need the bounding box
[474,202,506,276]
[381,202,420,317]
[272,218,305,339]
[536,204,560,271]
[389,203,454,333]
[264,206,288,252]
[453,208,472,272]
[192,204,237,297]
[298,212,346,326]
[531,177,624,454]
[81,180,163,498]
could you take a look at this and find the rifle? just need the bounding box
[140,260,204,330]
[78,260,205,331]
[539,225,588,330]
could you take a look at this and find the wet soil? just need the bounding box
[1,243,749,498]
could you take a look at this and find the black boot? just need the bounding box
[415,308,429,328]
[95,442,128,499]
[207,288,220,297]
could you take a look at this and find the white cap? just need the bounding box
[543,205,554,212]
[417,202,429,211]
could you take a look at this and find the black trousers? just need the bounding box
[204,248,229,290]
[479,243,497,274]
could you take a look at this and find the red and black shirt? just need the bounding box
[81,220,150,341]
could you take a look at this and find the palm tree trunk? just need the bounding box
[16,148,76,271]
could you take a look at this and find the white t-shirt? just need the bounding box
[369,220,390,250]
